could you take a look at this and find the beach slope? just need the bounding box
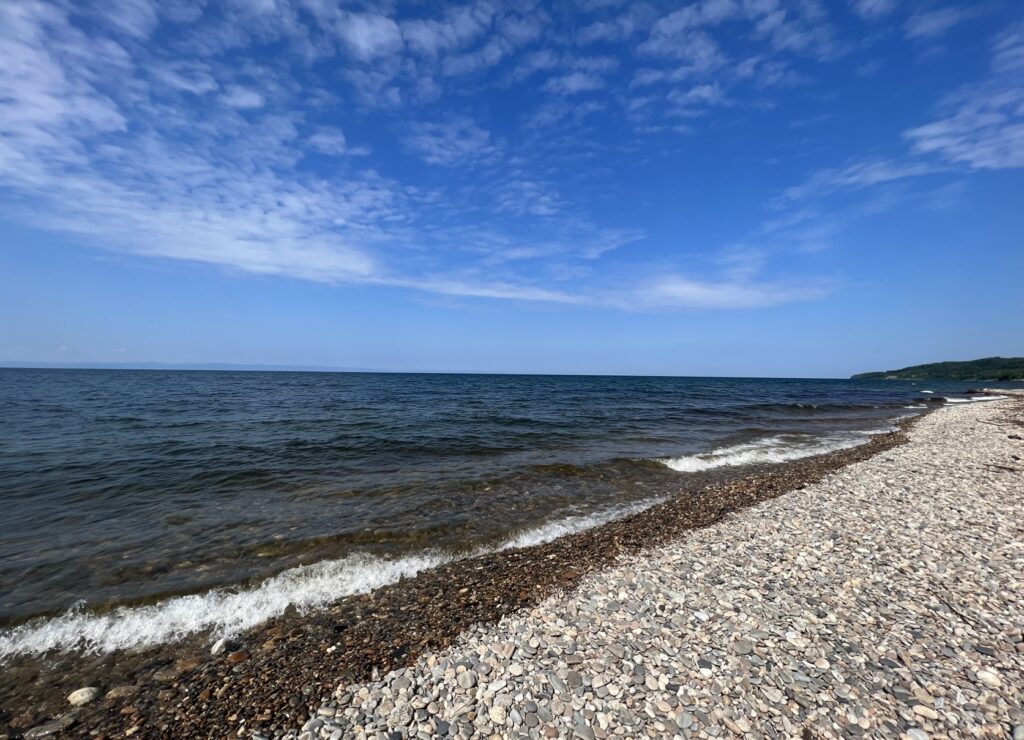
[291,395,1024,739]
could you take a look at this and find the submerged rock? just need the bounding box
[67,687,98,706]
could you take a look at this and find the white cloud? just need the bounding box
[440,12,546,76]
[640,22,725,61]
[508,49,561,81]
[344,66,403,107]
[401,1,496,57]
[640,274,827,309]
[578,19,631,45]
[904,89,1024,169]
[384,277,581,303]
[903,24,1024,169]
[0,3,383,285]
[576,4,656,45]
[753,5,836,59]
[307,127,369,156]
[403,117,501,167]
[494,178,564,216]
[7,0,966,316]
[336,12,403,60]
[782,159,942,201]
[89,0,160,40]
[904,7,970,40]
[849,0,898,20]
[220,85,265,109]
[667,82,724,108]
[151,62,219,95]
[992,22,1024,74]
[543,71,606,95]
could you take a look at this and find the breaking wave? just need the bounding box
[0,498,662,660]
[942,395,1007,404]
[658,432,871,473]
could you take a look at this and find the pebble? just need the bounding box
[732,639,753,655]
[275,398,1024,740]
[24,713,77,739]
[67,687,99,706]
[105,685,138,700]
[976,669,1001,688]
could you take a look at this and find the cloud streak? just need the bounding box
[904,24,1024,169]
[637,275,829,310]
[4,0,1017,316]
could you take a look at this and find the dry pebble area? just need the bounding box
[287,396,1024,740]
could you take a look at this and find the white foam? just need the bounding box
[497,498,662,550]
[659,432,867,473]
[943,395,1008,404]
[904,404,927,409]
[0,498,663,660]
[0,551,448,659]
[854,425,899,435]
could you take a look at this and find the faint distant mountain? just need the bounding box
[852,356,1024,381]
[0,361,382,373]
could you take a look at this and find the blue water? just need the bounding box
[0,369,1012,650]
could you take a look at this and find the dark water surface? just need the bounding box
[0,369,1014,654]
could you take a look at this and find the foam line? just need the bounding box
[0,498,663,659]
[659,433,867,473]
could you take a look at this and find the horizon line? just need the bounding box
[0,361,850,380]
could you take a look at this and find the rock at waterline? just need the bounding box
[67,687,99,706]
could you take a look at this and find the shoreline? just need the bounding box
[0,407,938,737]
[287,394,1021,740]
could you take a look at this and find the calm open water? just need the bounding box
[0,369,1014,656]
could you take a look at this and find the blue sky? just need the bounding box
[1,0,1022,376]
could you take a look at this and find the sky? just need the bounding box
[1,0,1022,377]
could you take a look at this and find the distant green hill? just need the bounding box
[852,356,1024,381]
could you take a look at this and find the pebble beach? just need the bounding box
[3,394,1022,739]
[288,394,1023,740]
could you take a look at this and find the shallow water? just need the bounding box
[0,369,1013,654]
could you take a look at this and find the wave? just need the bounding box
[658,431,870,473]
[497,498,662,550]
[742,401,889,413]
[0,498,662,660]
[942,395,1007,404]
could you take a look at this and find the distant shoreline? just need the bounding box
[851,355,1024,382]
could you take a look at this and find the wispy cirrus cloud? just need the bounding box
[904,24,1024,169]
[335,12,403,61]
[781,159,944,202]
[757,19,1024,280]
[4,0,1017,318]
[543,71,607,95]
[0,1,615,304]
[640,274,828,309]
[849,0,898,21]
[904,7,973,40]
[220,85,265,109]
[402,117,501,167]
[401,2,496,58]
